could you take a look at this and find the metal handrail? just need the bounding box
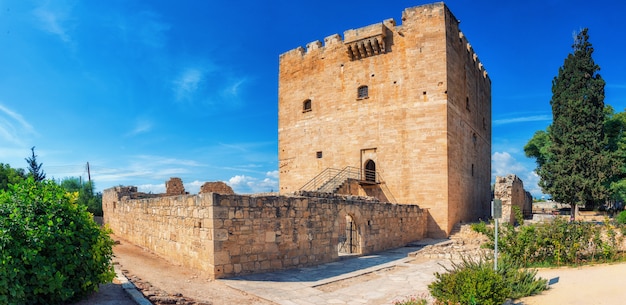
[299,166,397,203]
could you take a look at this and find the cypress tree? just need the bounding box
[539,28,612,214]
[25,146,46,182]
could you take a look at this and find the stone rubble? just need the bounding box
[410,224,491,260]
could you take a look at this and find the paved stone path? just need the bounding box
[221,246,448,305]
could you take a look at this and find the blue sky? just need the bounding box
[1,0,625,197]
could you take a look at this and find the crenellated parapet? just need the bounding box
[459,31,490,80]
[279,19,396,60]
[344,22,392,60]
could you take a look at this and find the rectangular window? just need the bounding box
[357,85,369,99]
[316,151,323,158]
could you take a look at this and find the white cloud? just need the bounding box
[0,103,36,145]
[492,151,546,198]
[221,77,247,98]
[32,0,75,43]
[266,170,279,179]
[184,180,204,194]
[124,119,153,137]
[228,175,249,186]
[492,152,525,178]
[228,173,278,194]
[173,67,205,102]
[493,115,552,126]
[137,183,165,194]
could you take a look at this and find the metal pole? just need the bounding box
[494,218,498,271]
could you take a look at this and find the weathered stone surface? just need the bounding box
[103,187,427,279]
[199,181,235,195]
[494,174,533,223]
[278,2,491,237]
[166,177,186,195]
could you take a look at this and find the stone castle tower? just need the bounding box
[278,2,491,237]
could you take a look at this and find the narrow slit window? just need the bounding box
[303,99,312,112]
[357,85,369,99]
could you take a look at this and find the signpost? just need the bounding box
[491,199,502,271]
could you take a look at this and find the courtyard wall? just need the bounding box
[103,187,427,279]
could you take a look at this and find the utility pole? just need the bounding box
[86,162,91,183]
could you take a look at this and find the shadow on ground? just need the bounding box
[227,245,423,283]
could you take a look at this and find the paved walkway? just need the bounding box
[220,245,447,305]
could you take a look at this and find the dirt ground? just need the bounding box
[518,262,626,305]
[112,231,626,305]
[111,235,276,305]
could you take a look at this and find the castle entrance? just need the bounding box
[337,215,359,254]
[364,160,376,182]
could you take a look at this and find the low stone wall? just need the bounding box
[103,187,427,279]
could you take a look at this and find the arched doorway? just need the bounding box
[364,159,376,182]
[337,215,359,254]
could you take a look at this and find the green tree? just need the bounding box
[0,178,115,304]
[539,28,616,213]
[0,163,26,191]
[25,146,46,182]
[526,106,626,207]
[604,107,626,205]
[60,177,103,216]
[524,129,551,170]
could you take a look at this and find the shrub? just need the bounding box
[616,210,626,225]
[472,217,624,266]
[0,179,115,304]
[392,295,429,305]
[497,258,547,299]
[429,256,511,305]
[428,255,547,304]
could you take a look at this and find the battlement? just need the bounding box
[279,2,488,79]
[279,19,395,60]
[459,31,490,80]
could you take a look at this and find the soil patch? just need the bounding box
[112,235,276,305]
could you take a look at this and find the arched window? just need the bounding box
[364,159,376,182]
[303,99,312,112]
[357,85,369,99]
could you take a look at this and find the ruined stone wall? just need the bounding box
[494,175,532,223]
[165,177,185,195]
[200,181,235,194]
[277,2,491,237]
[103,187,427,279]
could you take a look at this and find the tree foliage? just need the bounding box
[60,177,103,216]
[25,146,46,182]
[528,28,619,209]
[0,163,26,191]
[0,178,115,304]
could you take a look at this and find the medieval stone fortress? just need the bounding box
[104,2,529,279]
[278,2,491,238]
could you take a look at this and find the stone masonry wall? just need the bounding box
[494,175,532,223]
[103,187,427,279]
[277,3,491,237]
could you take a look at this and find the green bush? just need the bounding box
[428,256,547,305]
[429,256,511,305]
[472,217,623,266]
[497,259,548,299]
[616,210,626,224]
[0,179,115,304]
